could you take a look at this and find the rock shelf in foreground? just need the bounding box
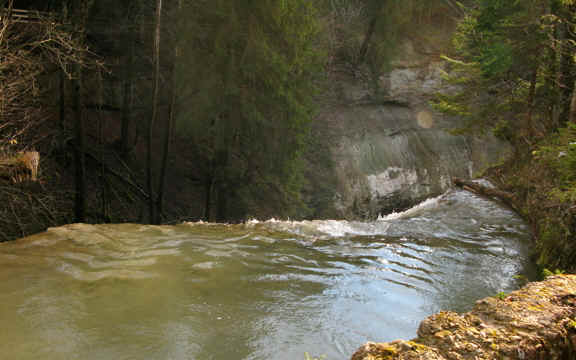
[351,275,576,360]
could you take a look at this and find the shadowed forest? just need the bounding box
[0,0,458,235]
[2,0,576,271]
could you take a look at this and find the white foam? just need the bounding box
[243,193,447,238]
[313,220,370,237]
[377,194,443,221]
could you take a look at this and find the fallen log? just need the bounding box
[453,178,518,213]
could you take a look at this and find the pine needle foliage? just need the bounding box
[432,0,576,142]
[437,0,576,270]
[175,0,324,220]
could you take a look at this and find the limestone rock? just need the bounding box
[350,275,576,360]
[311,36,512,218]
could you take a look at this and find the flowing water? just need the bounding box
[0,188,536,360]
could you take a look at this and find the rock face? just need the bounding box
[321,100,510,218]
[312,38,512,218]
[350,275,576,360]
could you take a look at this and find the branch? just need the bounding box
[442,0,466,16]
[453,178,519,213]
[83,150,150,201]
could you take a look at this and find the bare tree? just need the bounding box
[0,0,100,237]
[156,0,182,223]
[147,0,163,224]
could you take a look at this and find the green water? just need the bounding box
[0,189,536,359]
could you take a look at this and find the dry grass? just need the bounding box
[0,1,100,241]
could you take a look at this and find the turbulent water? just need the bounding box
[0,188,536,360]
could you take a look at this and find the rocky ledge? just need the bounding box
[351,275,576,360]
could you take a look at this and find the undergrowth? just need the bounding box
[487,124,576,273]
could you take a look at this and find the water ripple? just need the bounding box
[0,188,536,360]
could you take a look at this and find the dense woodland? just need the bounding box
[2,0,576,270]
[432,0,576,270]
[0,0,457,231]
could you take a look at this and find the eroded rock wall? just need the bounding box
[312,48,512,218]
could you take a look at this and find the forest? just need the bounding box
[0,0,455,230]
[2,0,576,270]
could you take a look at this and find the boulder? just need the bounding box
[351,275,576,360]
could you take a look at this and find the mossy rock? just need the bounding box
[350,275,576,360]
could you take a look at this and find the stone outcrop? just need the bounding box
[350,275,576,360]
[320,100,510,218]
[310,29,513,218]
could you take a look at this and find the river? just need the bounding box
[0,187,536,360]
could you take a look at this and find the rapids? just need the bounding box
[0,188,536,359]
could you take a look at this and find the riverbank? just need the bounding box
[351,274,576,360]
[485,142,576,273]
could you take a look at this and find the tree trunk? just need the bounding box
[216,182,228,222]
[441,0,464,16]
[120,36,134,154]
[526,66,539,137]
[215,148,229,222]
[96,71,111,222]
[357,15,378,66]
[147,0,163,224]
[554,16,576,126]
[156,80,174,222]
[69,0,95,223]
[559,42,575,125]
[59,68,66,131]
[453,178,519,214]
[568,80,576,124]
[156,0,181,223]
[204,175,213,221]
[356,0,385,67]
[73,64,86,223]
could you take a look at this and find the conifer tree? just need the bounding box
[432,0,576,143]
[175,0,323,220]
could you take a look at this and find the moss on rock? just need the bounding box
[350,275,576,360]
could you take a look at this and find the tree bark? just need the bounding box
[73,64,86,223]
[216,182,228,222]
[59,68,66,131]
[569,80,576,124]
[156,89,174,222]
[453,178,518,213]
[357,15,378,66]
[559,45,576,125]
[121,36,135,154]
[156,0,181,223]
[526,66,539,137]
[441,0,464,16]
[356,0,385,67]
[554,17,576,126]
[215,148,230,222]
[204,175,213,221]
[96,71,111,222]
[70,0,95,223]
[147,0,163,224]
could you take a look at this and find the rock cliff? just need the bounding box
[310,36,512,218]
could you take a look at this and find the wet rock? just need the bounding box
[313,44,512,218]
[350,275,576,360]
[350,341,443,360]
